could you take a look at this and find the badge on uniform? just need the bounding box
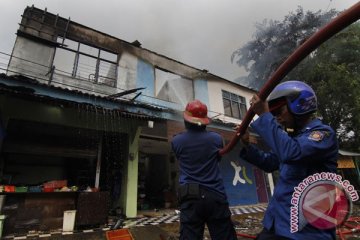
[308,131,324,141]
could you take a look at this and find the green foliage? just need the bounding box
[233,7,360,150]
[304,24,360,150]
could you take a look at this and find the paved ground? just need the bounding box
[2,203,360,239]
[2,204,266,240]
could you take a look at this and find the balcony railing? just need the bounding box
[0,51,239,125]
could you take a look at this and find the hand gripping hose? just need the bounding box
[219,2,360,156]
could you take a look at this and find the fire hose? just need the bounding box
[219,1,360,156]
[336,216,360,240]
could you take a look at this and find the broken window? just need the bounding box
[77,54,97,81]
[155,68,194,107]
[53,48,75,76]
[53,37,118,87]
[98,61,117,87]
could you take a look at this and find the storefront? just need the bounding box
[0,76,158,234]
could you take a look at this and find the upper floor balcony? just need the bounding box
[1,5,256,126]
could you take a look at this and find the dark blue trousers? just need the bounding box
[179,187,237,240]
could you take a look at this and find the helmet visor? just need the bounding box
[269,97,287,115]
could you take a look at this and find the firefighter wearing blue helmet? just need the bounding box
[239,81,338,240]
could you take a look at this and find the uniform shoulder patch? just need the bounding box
[308,131,325,142]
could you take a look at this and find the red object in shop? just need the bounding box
[43,180,67,189]
[43,187,55,192]
[4,185,15,192]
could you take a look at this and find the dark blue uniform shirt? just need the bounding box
[171,128,226,197]
[240,112,338,240]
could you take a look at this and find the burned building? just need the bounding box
[0,5,270,235]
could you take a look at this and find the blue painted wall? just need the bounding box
[220,147,258,206]
[137,59,154,98]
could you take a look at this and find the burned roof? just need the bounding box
[0,73,170,121]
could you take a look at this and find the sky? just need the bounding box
[0,0,359,81]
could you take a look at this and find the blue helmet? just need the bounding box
[267,80,317,116]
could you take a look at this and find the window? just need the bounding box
[53,37,118,87]
[53,48,76,75]
[155,68,194,107]
[222,90,247,119]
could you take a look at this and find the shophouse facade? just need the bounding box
[0,5,271,234]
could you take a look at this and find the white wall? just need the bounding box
[207,80,256,124]
[117,52,137,91]
[8,36,54,84]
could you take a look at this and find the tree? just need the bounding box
[232,7,337,90]
[232,7,360,150]
[304,24,360,149]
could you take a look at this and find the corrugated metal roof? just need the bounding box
[0,74,243,129]
[0,74,168,121]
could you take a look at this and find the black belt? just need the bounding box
[178,183,226,204]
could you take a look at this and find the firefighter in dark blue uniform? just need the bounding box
[171,99,237,240]
[239,81,338,240]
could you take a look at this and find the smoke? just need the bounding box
[0,0,358,82]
